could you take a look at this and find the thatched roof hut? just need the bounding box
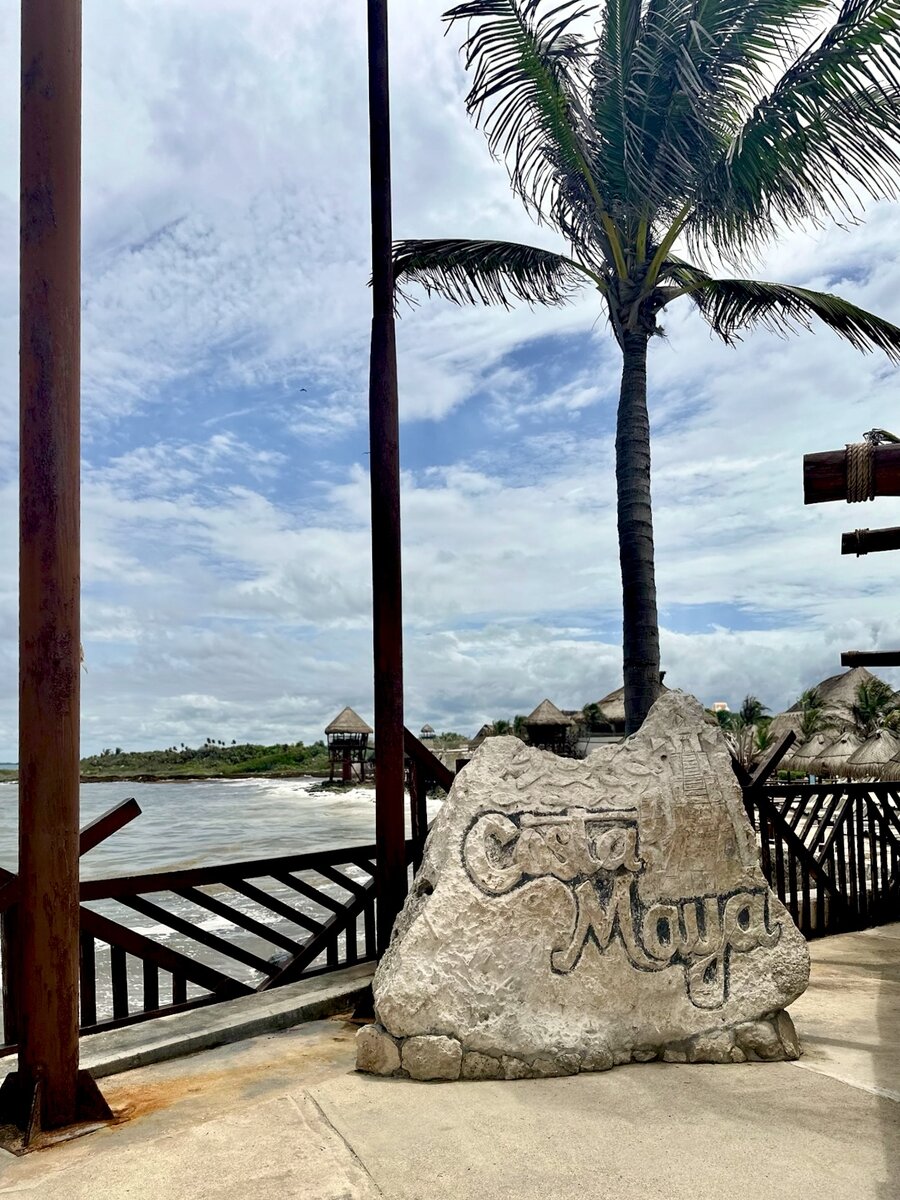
[846,729,900,781]
[784,667,880,723]
[590,682,670,732]
[420,724,435,739]
[525,699,572,726]
[469,723,495,751]
[765,711,804,760]
[790,732,837,770]
[325,706,373,735]
[524,700,574,756]
[812,730,863,777]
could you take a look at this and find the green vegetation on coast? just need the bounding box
[75,737,333,781]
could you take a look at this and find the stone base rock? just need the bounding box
[357,692,810,1080]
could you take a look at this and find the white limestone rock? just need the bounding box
[401,1035,462,1081]
[461,1051,502,1080]
[359,691,810,1078]
[355,1023,400,1076]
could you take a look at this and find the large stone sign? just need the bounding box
[358,692,810,1081]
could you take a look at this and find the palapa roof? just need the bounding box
[786,667,882,716]
[525,699,572,727]
[765,712,804,760]
[592,682,670,725]
[469,722,495,750]
[790,732,836,765]
[813,729,863,775]
[325,706,373,735]
[420,723,435,734]
[846,728,900,780]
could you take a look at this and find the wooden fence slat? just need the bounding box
[273,872,346,915]
[314,864,370,900]
[257,881,375,992]
[143,959,159,1013]
[227,879,325,936]
[111,945,129,1020]
[79,932,97,1029]
[120,895,276,977]
[80,907,252,998]
[175,886,304,955]
[751,791,851,914]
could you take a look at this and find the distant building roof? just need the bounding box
[325,706,373,735]
[420,723,435,734]
[525,699,572,726]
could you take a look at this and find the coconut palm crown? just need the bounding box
[394,0,900,732]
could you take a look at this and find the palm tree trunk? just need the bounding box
[615,329,660,734]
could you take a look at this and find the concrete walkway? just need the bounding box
[0,925,897,1199]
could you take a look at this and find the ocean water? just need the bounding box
[0,777,443,1035]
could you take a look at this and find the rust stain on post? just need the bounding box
[18,0,83,1130]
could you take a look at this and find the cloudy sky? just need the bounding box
[1,0,899,758]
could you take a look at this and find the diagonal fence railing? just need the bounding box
[736,731,900,937]
[0,728,454,1053]
[743,780,900,939]
[1,842,387,1051]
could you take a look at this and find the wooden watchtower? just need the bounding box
[326,707,373,783]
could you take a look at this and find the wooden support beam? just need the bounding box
[749,731,796,790]
[841,526,900,556]
[804,445,900,504]
[841,651,900,667]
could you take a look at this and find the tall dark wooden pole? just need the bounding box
[367,0,407,954]
[18,0,82,1130]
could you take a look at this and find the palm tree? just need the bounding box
[798,687,828,741]
[738,694,769,726]
[851,678,900,736]
[394,1,900,733]
[493,717,513,734]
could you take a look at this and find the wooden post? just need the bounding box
[367,0,407,955]
[803,445,900,504]
[16,0,83,1131]
[0,0,111,1140]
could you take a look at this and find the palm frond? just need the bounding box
[443,1,608,258]
[392,237,595,308]
[589,0,643,212]
[667,263,900,360]
[627,1,828,212]
[693,0,900,256]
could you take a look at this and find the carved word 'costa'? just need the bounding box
[462,809,782,1009]
[462,808,641,895]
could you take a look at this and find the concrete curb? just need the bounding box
[0,963,374,1082]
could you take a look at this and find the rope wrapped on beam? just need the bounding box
[845,442,875,503]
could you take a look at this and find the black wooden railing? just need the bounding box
[745,781,900,938]
[0,728,455,1053]
[0,842,387,1053]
